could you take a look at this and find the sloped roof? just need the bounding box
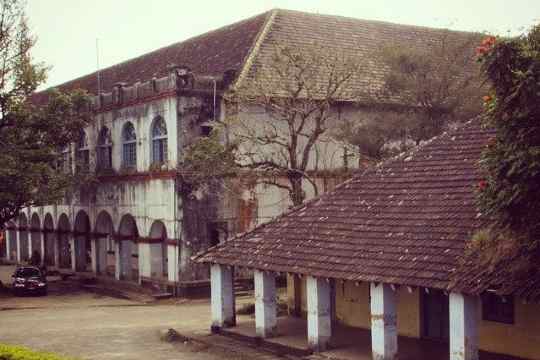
[235,9,480,102]
[41,9,479,104]
[43,11,271,96]
[194,121,497,292]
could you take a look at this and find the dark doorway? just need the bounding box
[422,289,449,341]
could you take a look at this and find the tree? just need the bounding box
[0,0,90,228]
[381,31,484,145]
[473,25,540,274]
[226,44,362,206]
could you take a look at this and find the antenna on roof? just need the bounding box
[96,38,101,95]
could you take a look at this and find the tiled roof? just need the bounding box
[194,121,498,292]
[236,9,480,102]
[43,11,271,96]
[41,9,479,104]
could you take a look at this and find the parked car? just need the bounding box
[12,266,48,296]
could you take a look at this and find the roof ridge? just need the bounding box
[232,9,278,90]
[42,10,273,92]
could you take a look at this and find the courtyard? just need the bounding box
[0,265,287,360]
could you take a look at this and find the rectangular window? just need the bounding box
[98,147,112,170]
[123,143,137,168]
[482,293,514,324]
[152,139,167,164]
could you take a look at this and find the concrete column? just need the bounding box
[40,231,46,265]
[114,240,121,280]
[450,292,479,360]
[53,235,60,268]
[306,276,332,352]
[16,230,22,263]
[167,243,178,283]
[138,242,151,280]
[210,264,235,330]
[370,283,398,360]
[5,231,11,261]
[254,270,277,338]
[90,238,98,274]
[69,236,77,272]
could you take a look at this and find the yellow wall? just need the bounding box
[287,279,540,359]
[479,301,540,360]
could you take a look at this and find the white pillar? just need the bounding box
[254,270,277,338]
[210,264,235,330]
[138,242,151,280]
[5,230,11,261]
[40,231,46,265]
[370,283,398,360]
[53,234,60,268]
[306,276,332,352]
[16,230,22,263]
[450,292,479,360]
[114,240,121,280]
[167,243,178,283]
[90,238,98,274]
[70,236,77,272]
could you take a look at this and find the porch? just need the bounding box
[220,315,525,360]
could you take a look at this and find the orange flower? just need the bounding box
[483,95,492,103]
[478,180,488,191]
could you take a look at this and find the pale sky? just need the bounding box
[27,0,540,90]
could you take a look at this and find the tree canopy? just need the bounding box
[0,0,90,227]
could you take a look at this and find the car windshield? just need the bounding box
[15,268,41,277]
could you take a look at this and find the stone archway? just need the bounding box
[148,221,168,279]
[18,213,29,262]
[74,210,91,272]
[43,214,55,267]
[95,211,114,276]
[30,213,42,264]
[117,214,139,282]
[57,214,72,269]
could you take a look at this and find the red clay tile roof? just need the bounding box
[39,9,479,105]
[194,121,499,293]
[44,11,271,96]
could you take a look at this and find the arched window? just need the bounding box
[58,145,71,173]
[76,130,90,172]
[97,127,112,170]
[122,122,137,168]
[151,116,168,164]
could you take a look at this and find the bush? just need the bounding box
[0,344,78,360]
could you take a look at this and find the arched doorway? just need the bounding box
[118,214,139,281]
[148,221,168,279]
[95,211,114,276]
[43,214,55,267]
[30,213,42,264]
[57,213,72,269]
[18,213,29,262]
[74,211,91,272]
[7,221,17,261]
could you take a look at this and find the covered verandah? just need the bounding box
[209,264,527,360]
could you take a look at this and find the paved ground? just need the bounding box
[0,265,289,360]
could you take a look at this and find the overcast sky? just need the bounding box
[27,0,540,90]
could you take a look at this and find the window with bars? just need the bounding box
[97,127,113,170]
[58,145,71,174]
[151,116,168,164]
[122,122,137,168]
[76,130,90,172]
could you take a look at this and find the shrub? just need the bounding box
[0,344,78,360]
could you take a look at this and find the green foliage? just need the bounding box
[0,344,78,360]
[178,129,238,194]
[476,25,540,260]
[0,1,91,227]
[381,31,484,144]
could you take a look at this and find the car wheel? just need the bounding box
[40,288,48,296]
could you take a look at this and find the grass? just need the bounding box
[0,344,78,360]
